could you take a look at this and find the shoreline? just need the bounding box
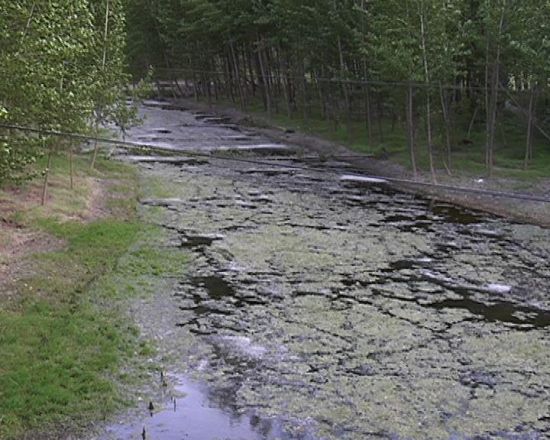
[171,97,550,228]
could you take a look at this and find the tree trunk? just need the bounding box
[439,82,452,174]
[257,41,272,118]
[377,97,384,142]
[68,145,74,190]
[407,83,418,178]
[419,3,436,183]
[365,83,373,146]
[282,53,292,118]
[467,106,478,139]
[41,140,52,206]
[524,87,536,169]
[224,55,235,103]
[337,36,351,125]
[90,121,100,170]
[173,77,185,98]
[229,41,245,110]
[102,0,110,68]
[486,5,506,176]
[301,60,308,123]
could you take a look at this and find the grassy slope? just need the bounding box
[224,98,550,182]
[0,153,185,439]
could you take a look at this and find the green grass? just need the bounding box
[0,219,141,438]
[0,154,186,439]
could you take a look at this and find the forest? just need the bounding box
[126,0,550,180]
[1,1,549,183]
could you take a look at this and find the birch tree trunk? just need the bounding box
[419,2,437,183]
[407,83,418,178]
[523,87,536,169]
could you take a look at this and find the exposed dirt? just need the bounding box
[0,176,110,297]
[173,98,550,228]
[0,223,64,299]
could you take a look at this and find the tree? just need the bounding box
[0,1,133,185]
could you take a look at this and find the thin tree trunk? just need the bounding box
[377,97,384,142]
[102,0,110,68]
[365,83,373,146]
[524,87,536,169]
[486,5,506,176]
[419,3,436,182]
[301,61,308,122]
[246,47,257,98]
[257,41,271,118]
[230,41,245,110]
[20,2,36,44]
[407,83,418,178]
[337,36,351,124]
[282,54,292,118]
[173,78,185,98]
[90,122,100,170]
[484,28,491,170]
[439,82,452,174]
[69,145,74,190]
[224,55,235,103]
[317,72,327,120]
[363,62,373,146]
[41,140,52,206]
[91,0,110,170]
[467,106,478,138]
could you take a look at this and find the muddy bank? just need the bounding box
[99,102,550,440]
[170,98,550,228]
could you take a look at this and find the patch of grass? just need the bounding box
[0,219,143,438]
[0,153,185,439]
[1,152,138,226]
[0,302,133,436]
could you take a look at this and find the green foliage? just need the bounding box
[0,108,40,184]
[0,1,133,184]
[126,0,550,176]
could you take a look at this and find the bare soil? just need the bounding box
[0,175,109,297]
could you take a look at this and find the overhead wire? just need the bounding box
[152,67,537,93]
[1,122,549,204]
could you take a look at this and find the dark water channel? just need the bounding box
[104,101,550,440]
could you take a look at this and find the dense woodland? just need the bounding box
[126,0,550,179]
[0,0,131,185]
[1,1,550,184]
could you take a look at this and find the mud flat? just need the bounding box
[102,104,550,440]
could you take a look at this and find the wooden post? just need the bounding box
[69,144,74,190]
[90,121,100,170]
[41,139,52,206]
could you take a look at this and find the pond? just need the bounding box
[103,101,550,440]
